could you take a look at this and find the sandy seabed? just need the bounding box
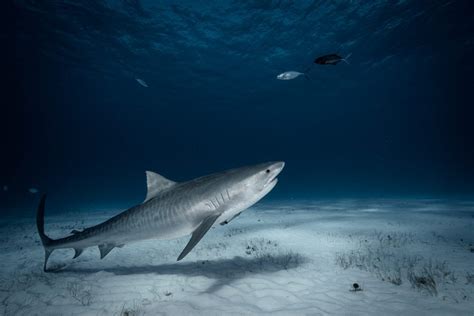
[1,199,473,315]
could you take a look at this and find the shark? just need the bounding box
[36,161,285,271]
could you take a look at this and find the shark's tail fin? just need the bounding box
[342,52,352,64]
[36,194,55,271]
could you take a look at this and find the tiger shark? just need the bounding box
[37,161,285,271]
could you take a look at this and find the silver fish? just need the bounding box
[136,78,149,87]
[277,71,306,80]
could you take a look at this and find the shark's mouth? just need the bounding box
[264,177,278,188]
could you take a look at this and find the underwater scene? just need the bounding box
[2,0,474,315]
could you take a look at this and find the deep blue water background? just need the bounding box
[2,0,474,212]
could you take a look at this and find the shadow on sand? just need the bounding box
[53,253,308,293]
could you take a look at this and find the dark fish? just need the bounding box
[314,53,352,65]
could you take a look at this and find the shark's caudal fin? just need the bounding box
[177,213,220,261]
[36,194,55,272]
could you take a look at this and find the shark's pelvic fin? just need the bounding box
[73,248,84,259]
[177,214,220,261]
[220,212,243,226]
[144,171,177,203]
[98,243,115,259]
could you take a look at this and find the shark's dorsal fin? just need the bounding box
[144,171,176,203]
[177,213,220,261]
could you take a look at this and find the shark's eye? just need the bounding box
[266,169,270,173]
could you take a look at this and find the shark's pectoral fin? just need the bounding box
[73,248,84,259]
[177,214,220,261]
[98,243,115,259]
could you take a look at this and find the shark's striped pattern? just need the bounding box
[36,161,284,271]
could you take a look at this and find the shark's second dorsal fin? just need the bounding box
[144,171,176,203]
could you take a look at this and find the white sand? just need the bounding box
[1,199,473,315]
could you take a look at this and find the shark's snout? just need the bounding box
[273,161,285,172]
[264,161,285,188]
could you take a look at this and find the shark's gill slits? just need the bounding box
[167,208,172,225]
[220,192,225,204]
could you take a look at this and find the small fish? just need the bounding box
[136,78,149,87]
[314,53,352,65]
[29,188,39,194]
[3,185,7,192]
[276,71,308,80]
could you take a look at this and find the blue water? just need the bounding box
[3,0,474,212]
